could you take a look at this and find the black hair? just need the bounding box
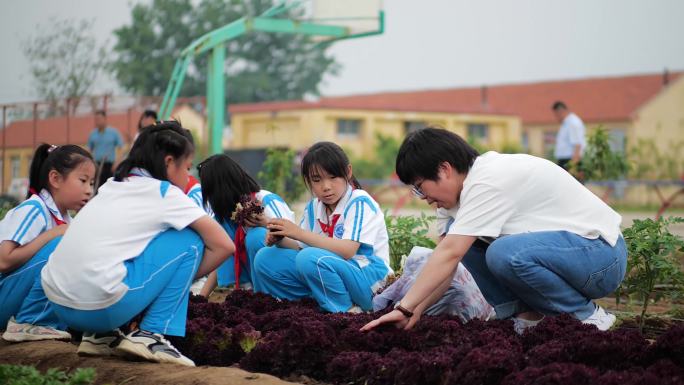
[197,154,260,223]
[95,109,106,117]
[27,144,95,199]
[301,142,361,190]
[137,109,158,130]
[396,127,479,185]
[114,120,194,182]
[552,101,567,111]
[181,128,195,146]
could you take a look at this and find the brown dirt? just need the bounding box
[0,340,299,385]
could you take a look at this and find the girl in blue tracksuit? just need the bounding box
[0,144,95,341]
[40,121,233,366]
[254,142,392,313]
[197,154,294,296]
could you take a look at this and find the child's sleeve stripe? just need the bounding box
[12,207,41,243]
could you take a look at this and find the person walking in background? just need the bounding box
[552,101,586,174]
[88,110,124,189]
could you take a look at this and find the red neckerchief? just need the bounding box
[319,214,341,238]
[184,175,199,194]
[233,191,256,289]
[28,188,67,226]
[317,185,355,238]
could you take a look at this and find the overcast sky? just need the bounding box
[1,0,683,104]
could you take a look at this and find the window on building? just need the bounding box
[337,119,361,138]
[467,123,489,143]
[607,128,626,154]
[404,121,427,135]
[10,156,20,179]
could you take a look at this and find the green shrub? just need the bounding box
[0,195,18,220]
[257,148,305,202]
[0,365,95,385]
[350,133,400,180]
[617,216,684,331]
[579,126,629,180]
[385,212,436,272]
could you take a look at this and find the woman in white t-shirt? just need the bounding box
[40,121,234,367]
[362,127,626,335]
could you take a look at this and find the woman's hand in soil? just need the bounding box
[360,309,410,332]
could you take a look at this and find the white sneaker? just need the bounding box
[581,304,616,331]
[348,305,364,314]
[238,282,253,291]
[77,329,125,356]
[116,329,195,367]
[189,276,208,295]
[512,316,545,335]
[2,317,71,342]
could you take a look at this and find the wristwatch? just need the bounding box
[393,302,414,318]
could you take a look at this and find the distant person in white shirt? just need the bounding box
[552,101,586,173]
[361,127,626,335]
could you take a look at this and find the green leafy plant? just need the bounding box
[385,212,436,272]
[0,203,14,220]
[0,365,95,385]
[580,126,630,181]
[617,216,684,331]
[350,133,400,180]
[257,148,305,202]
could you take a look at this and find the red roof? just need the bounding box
[229,72,681,124]
[0,111,140,149]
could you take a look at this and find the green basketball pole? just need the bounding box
[159,2,384,155]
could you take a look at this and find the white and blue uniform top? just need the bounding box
[299,185,392,274]
[186,181,213,215]
[257,189,294,222]
[0,189,70,247]
[41,168,207,310]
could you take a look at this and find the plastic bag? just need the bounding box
[373,246,494,322]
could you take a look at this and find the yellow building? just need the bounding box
[228,72,683,207]
[230,72,683,163]
[229,87,524,159]
[230,106,521,159]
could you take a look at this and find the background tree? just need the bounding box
[111,0,339,103]
[22,19,108,114]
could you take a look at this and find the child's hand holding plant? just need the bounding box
[231,195,265,227]
[267,218,302,240]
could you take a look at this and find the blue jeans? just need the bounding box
[53,228,204,337]
[461,231,627,320]
[0,237,65,330]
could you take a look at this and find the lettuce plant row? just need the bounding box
[170,292,684,384]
